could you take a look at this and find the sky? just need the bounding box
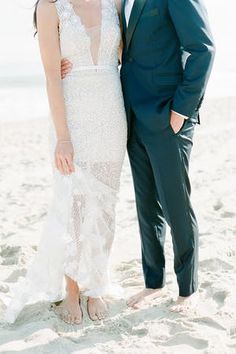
[0,0,236,96]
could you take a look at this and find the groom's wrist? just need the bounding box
[171,110,189,120]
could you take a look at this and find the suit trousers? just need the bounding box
[127,114,199,296]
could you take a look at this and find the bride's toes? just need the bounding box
[90,310,98,321]
[62,311,70,324]
[68,314,73,324]
[89,310,98,321]
[97,311,105,320]
[73,309,82,324]
[74,316,82,324]
[87,297,108,321]
[60,312,66,322]
[71,315,78,324]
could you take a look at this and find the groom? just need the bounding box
[120,0,215,310]
[61,0,215,310]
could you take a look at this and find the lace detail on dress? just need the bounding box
[63,166,118,294]
[55,0,120,68]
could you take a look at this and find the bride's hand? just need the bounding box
[55,140,75,175]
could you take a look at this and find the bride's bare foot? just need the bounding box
[52,275,82,324]
[87,297,108,321]
[53,296,82,324]
[170,291,199,313]
[127,287,167,309]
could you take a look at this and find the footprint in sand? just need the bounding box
[190,317,226,331]
[212,290,229,308]
[199,258,234,272]
[5,268,27,283]
[160,332,208,350]
[0,245,21,265]
[221,211,236,218]
[116,259,141,271]
[228,325,236,339]
[200,281,212,289]
[121,279,143,287]
[166,319,191,336]
[1,232,16,240]
[0,282,9,293]
[213,199,224,211]
[131,326,149,336]
[200,277,229,304]
[115,259,143,287]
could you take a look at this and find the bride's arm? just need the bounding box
[37,0,74,175]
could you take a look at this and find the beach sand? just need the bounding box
[0,97,236,353]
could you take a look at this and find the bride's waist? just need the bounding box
[67,65,119,76]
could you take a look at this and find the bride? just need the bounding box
[5,0,127,324]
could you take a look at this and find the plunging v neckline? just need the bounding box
[66,0,103,65]
[67,0,103,32]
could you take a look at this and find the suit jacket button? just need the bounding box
[129,57,133,62]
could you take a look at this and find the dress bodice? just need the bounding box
[55,0,121,68]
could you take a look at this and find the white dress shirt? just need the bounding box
[124,0,188,120]
[125,0,135,24]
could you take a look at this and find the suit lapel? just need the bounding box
[121,0,127,35]
[126,0,147,49]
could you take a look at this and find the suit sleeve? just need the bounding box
[167,0,216,117]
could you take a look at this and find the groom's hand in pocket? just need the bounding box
[61,58,73,79]
[170,110,187,134]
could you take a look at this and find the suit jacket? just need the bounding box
[120,0,216,137]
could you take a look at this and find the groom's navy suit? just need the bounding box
[120,0,215,296]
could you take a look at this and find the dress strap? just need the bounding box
[102,0,120,26]
[113,0,122,15]
[54,0,72,24]
[111,0,120,15]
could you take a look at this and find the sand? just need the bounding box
[0,97,236,354]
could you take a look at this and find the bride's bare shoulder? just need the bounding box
[37,0,58,15]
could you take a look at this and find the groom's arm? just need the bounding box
[167,0,216,118]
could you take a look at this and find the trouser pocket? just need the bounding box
[169,118,187,136]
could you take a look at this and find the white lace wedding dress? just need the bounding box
[4,0,127,323]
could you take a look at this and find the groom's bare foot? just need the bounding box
[52,295,82,324]
[127,287,167,309]
[170,291,199,313]
[87,297,108,321]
